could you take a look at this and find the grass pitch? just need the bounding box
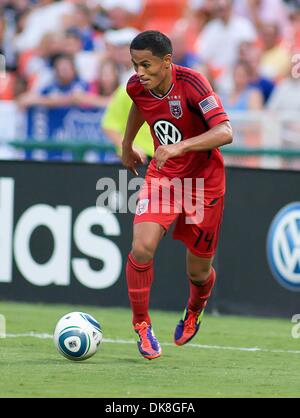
[0,301,299,398]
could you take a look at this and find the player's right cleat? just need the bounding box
[174,307,205,346]
[134,321,161,360]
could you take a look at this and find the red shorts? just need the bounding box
[133,174,224,258]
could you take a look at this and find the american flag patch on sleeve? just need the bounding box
[199,96,219,114]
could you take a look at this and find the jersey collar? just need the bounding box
[149,64,176,100]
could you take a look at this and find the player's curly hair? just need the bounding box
[130,30,172,58]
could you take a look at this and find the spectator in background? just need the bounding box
[14,7,31,36]
[170,27,201,69]
[63,27,83,55]
[2,0,31,18]
[64,27,104,86]
[234,0,289,35]
[39,52,88,98]
[75,58,119,108]
[90,58,120,97]
[259,22,291,81]
[268,64,300,112]
[101,0,144,29]
[0,11,17,70]
[0,67,27,100]
[1,0,31,44]
[173,0,217,53]
[196,0,257,92]
[239,41,275,103]
[65,4,97,51]
[21,32,64,92]
[14,0,75,52]
[17,53,90,108]
[220,61,263,111]
[267,60,300,165]
[104,27,139,84]
[0,9,21,100]
[102,84,153,162]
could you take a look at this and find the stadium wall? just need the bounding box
[0,161,299,318]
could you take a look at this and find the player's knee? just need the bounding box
[131,240,155,264]
[188,268,211,284]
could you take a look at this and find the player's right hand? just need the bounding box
[121,147,143,176]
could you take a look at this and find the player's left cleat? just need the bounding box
[174,307,205,346]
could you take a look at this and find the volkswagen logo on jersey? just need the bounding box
[267,202,300,291]
[153,120,182,145]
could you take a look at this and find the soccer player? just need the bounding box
[122,31,233,360]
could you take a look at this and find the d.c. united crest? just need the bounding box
[169,100,183,119]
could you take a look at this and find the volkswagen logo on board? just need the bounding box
[267,202,300,291]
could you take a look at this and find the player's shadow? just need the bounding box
[104,358,141,364]
[0,359,99,365]
[0,358,141,365]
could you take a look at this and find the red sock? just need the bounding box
[126,253,154,326]
[188,267,216,313]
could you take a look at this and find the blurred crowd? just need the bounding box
[0,0,300,114]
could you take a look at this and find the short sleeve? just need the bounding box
[188,73,230,129]
[197,92,230,128]
[126,74,140,102]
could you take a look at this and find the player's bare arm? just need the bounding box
[122,102,145,175]
[155,121,233,170]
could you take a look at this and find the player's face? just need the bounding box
[130,49,172,93]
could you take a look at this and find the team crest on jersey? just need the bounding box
[136,199,149,216]
[169,100,183,119]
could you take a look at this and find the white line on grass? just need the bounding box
[5,333,300,355]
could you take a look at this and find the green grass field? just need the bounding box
[0,301,300,398]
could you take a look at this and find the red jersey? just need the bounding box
[127,64,230,198]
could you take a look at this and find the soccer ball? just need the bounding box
[54,312,103,361]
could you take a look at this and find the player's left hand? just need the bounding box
[154,143,184,170]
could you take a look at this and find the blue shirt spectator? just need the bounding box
[238,42,276,104]
[40,53,89,98]
[66,5,97,51]
[173,52,201,69]
[220,61,264,111]
[41,79,88,96]
[249,77,275,104]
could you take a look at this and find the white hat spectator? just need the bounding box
[104,27,139,46]
[14,1,75,52]
[101,0,144,15]
[188,0,205,10]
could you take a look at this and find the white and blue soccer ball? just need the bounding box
[54,312,103,361]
